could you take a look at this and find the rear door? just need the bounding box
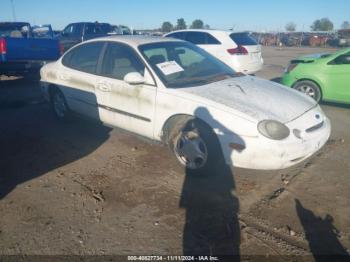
[59,41,105,119]
[95,42,157,138]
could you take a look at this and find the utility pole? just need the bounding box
[10,0,17,21]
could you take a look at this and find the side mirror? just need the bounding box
[124,72,145,85]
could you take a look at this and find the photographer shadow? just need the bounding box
[180,107,244,260]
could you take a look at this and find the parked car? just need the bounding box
[57,22,112,52]
[282,48,350,103]
[40,36,330,174]
[0,22,62,77]
[164,29,263,74]
[338,29,350,47]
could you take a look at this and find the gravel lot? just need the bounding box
[0,46,349,261]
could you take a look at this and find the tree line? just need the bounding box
[161,17,350,33]
[161,18,210,33]
[285,18,350,32]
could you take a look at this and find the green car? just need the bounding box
[282,48,350,103]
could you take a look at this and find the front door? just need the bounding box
[325,52,350,102]
[95,42,157,139]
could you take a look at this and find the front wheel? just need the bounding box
[168,119,222,176]
[293,80,322,103]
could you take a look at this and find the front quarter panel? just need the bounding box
[153,87,258,166]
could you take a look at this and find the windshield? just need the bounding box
[139,41,237,88]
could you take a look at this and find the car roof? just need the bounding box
[166,29,250,34]
[85,35,183,47]
[68,22,111,26]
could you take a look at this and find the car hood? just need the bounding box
[180,76,317,123]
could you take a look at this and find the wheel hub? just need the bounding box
[175,131,208,170]
[298,85,316,98]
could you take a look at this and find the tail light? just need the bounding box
[227,45,248,55]
[58,42,64,56]
[285,63,298,73]
[0,38,7,55]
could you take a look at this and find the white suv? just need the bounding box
[165,29,263,74]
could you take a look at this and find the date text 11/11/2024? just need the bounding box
[127,255,220,261]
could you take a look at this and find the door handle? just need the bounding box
[58,74,70,81]
[97,82,111,92]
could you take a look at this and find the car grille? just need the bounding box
[306,121,324,133]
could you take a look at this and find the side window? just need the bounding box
[100,43,145,80]
[205,33,221,44]
[62,42,104,74]
[72,24,83,36]
[185,32,206,45]
[166,32,186,40]
[331,53,350,65]
[84,24,95,35]
[63,25,73,36]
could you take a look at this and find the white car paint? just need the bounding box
[40,36,330,170]
[164,29,264,74]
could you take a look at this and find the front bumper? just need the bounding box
[225,106,331,170]
[281,73,296,87]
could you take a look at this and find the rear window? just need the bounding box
[230,33,257,46]
[0,23,30,37]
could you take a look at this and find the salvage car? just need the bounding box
[282,48,350,103]
[40,36,330,174]
[164,30,263,74]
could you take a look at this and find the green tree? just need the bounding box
[190,19,204,29]
[341,21,350,29]
[311,18,334,31]
[204,24,210,29]
[175,18,187,30]
[161,21,173,33]
[285,22,296,32]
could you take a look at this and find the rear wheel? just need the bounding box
[51,89,71,121]
[167,118,221,176]
[293,80,322,103]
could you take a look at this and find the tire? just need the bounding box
[293,80,322,103]
[50,89,71,121]
[167,118,221,176]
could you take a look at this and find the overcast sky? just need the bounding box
[2,0,349,31]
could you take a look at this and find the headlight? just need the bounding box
[258,120,290,140]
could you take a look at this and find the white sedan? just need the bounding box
[40,36,331,174]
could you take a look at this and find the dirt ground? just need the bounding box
[0,46,349,261]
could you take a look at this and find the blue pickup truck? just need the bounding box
[0,22,62,78]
